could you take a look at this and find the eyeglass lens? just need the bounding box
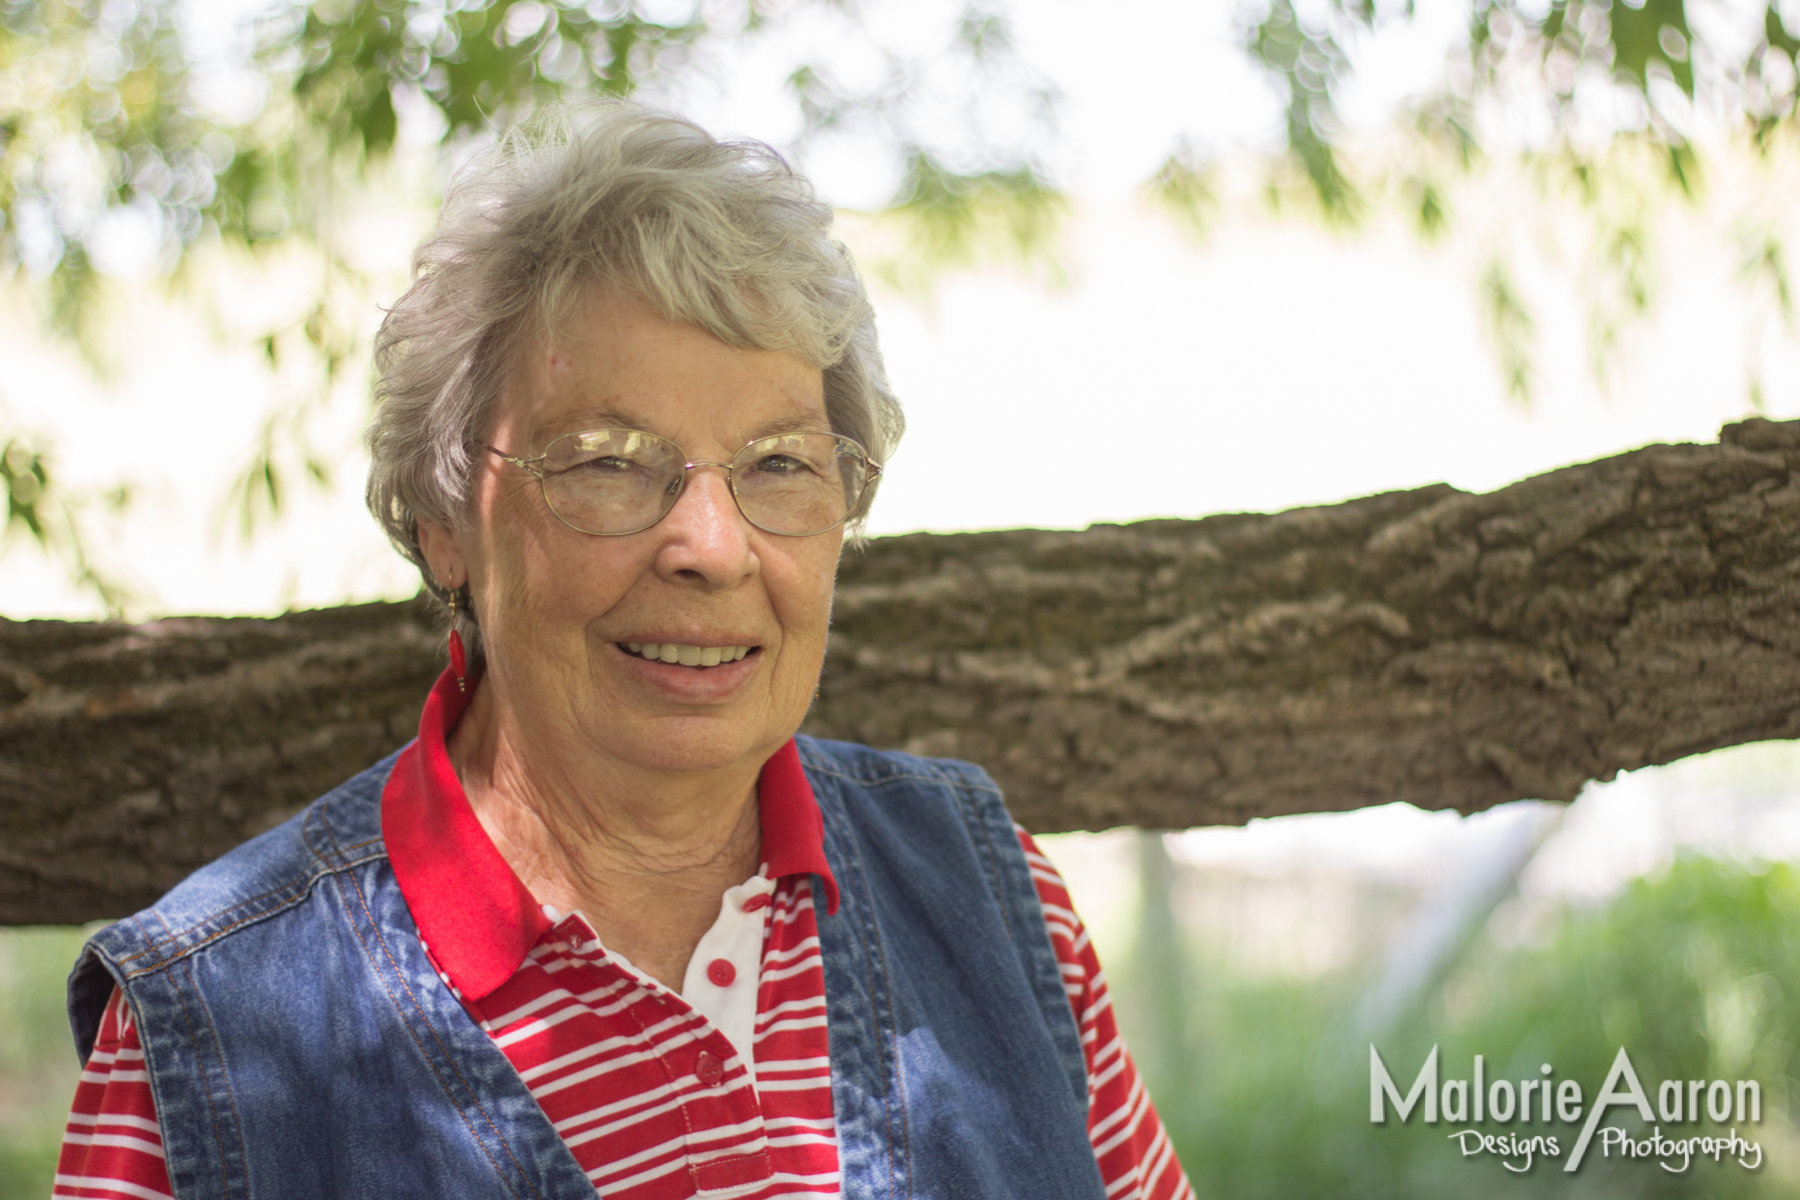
[537,429,871,536]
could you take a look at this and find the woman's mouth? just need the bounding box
[619,642,756,667]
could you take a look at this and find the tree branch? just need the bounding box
[6,418,1799,925]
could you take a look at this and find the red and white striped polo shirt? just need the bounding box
[58,671,1193,1200]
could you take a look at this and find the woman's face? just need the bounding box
[422,287,843,779]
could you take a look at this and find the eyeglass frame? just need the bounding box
[484,428,883,538]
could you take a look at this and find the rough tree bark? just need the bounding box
[4,418,1799,925]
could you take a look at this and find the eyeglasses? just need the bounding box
[487,428,882,537]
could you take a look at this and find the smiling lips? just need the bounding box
[622,642,755,667]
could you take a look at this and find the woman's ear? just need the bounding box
[416,518,466,590]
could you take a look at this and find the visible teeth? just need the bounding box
[623,642,752,666]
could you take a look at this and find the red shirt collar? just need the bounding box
[382,668,838,1001]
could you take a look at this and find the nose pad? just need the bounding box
[658,467,753,571]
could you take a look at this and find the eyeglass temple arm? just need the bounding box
[485,444,549,475]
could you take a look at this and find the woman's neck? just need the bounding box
[444,678,764,991]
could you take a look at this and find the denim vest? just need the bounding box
[68,736,1107,1200]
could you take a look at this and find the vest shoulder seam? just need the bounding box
[795,742,1003,797]
[102,755,402,972]
[111,842,390,975]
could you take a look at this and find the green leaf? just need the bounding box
[1738,225,1793,325]
[0,433,138,615]
[1480,258,1536,405]
[1408,176,1448,240]
[1,439,49,543]
[874,148,1067,291]
[1243,0,1361,223]
[1145,144,1220,241]
[1604,0,1695,96]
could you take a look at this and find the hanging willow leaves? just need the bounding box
[1481,258,1534,404]
[873,149,1066,293]
[10,0,1800,357]
[1145,142,1221,241]
[1244,0,1362,223]
[1214,0,1800,400]
[1,0,1063,341]
[0,0,1062,588]
[1,441,50,544]
[0,437,136,615]
[9,0,1800,605]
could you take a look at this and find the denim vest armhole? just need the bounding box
[69,756,402,1200]
[801,736,1106,1200]
[67,750,596,1200]
[930,754,1092,1108]
[68,943,121,1065]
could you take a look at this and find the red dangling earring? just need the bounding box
[447,587,468,694]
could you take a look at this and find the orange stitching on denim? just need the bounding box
[325,821,547,1199]
[167,955,249,1199]
[961,786,1015,942]
[113,847,388,972]
[823,800,909,1200]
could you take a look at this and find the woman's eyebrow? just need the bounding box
[544,408,832,440]
[547,407,643,435]
[750,412,834,437]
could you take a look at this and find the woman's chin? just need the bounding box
[593,711,784,776]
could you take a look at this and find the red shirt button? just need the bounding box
[742,893,771,912]
[706,958,736,987]
[695,1050,724,1085]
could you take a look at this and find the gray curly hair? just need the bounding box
[365,101,903,653]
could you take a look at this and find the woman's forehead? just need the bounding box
[495,287,827,447]
[531,404,830,446]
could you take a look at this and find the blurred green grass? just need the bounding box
[0,927,88,1199]
[1118,857,1800,1199]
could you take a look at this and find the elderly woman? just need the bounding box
[59,103,1192,1200]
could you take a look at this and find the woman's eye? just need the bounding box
[571,455,637,475]
[750,454,809,475]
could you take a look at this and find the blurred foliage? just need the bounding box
[1228,0,1800,405]
[1245,0,1362,224]
[1,435,134,614]
[871,148,1067,294]
[1239,0,1738,219]
[0,0,1058,337]
[0,0,719,312]
[0,927,89,1199]
[1481,258,1534,404]
[1118,856,1800,1198]
[1145,139,1222,243]
[0,0,1057,603]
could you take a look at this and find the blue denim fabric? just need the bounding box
[68,737,1107,1200]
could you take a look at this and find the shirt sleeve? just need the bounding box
[56,986,174,1200]
[1018,827,1195,1200]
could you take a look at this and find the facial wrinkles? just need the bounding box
[486,728,758,872]
[460,453,596,753]
[531,317,824,450]
[466,289,837,789]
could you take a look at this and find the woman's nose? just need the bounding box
[653,466,756,585]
